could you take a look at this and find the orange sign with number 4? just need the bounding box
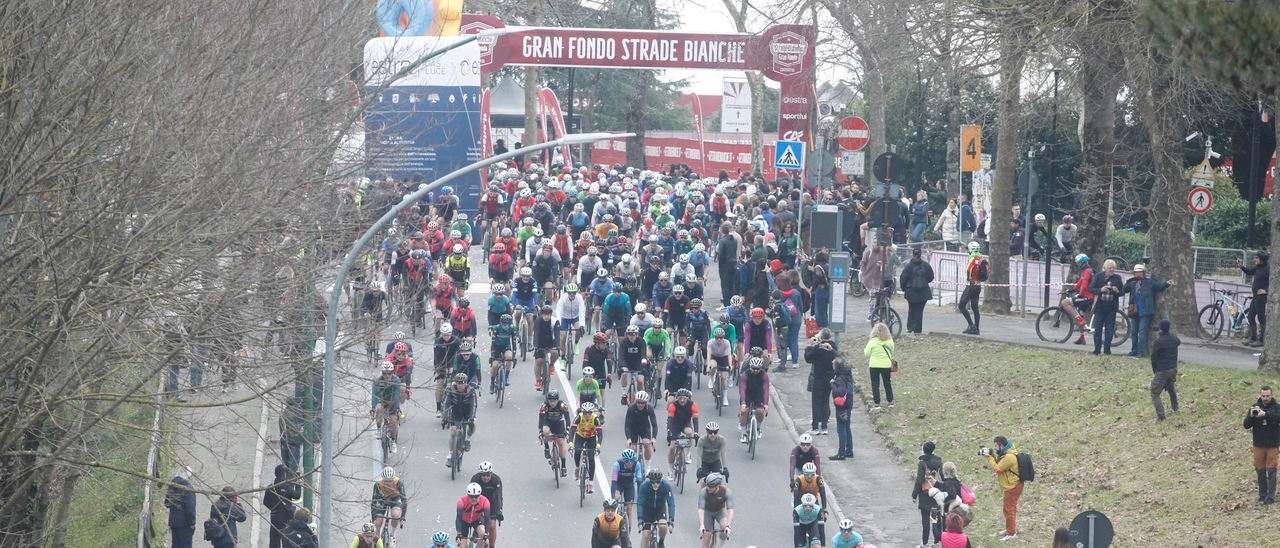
[961,125,982,173]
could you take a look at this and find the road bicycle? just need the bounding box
[1036,292,1131,346]
[701,520,728,548]
[517,311,530,363]
[671,434,698,494]
[868,288,902,339]
[374,505,400,548]
[1197,287,1252,342]
[541,434,563,488]
[711,364,726,416]
[448,419,471,481]
[492,356,510,408]
[376,411,395,464]
[575,439,596,507]
[691,340,704,390]
[745,403,764,461]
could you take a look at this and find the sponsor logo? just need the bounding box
[460,22,499,66]
[769,31,808,76]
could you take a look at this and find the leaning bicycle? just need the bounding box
[1197,288,1251,342]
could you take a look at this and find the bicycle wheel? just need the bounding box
[380,423,391,464]
[519,318,528,362]
[675,448,686,494]
[541,361,550,396]
[553,453,560,488]
[748,418,757,461]
[714,376,723,416]
[1113,313,1131,346]
[694,344,703,390]
[495,366,506,407]
[481,230,492,263]
[886,308,903,338]
[1197,304,1225,342]
[579,454,588,507]
[451,435,460,481]
[1035,307,1074,343]
[850,279,868,298]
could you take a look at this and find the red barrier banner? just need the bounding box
[539,87,572,164]
[590,137,776,180]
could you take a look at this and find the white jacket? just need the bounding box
[933,207,960,242]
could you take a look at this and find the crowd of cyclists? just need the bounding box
[351,159,865,548]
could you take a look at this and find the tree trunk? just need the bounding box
[1123,39,1199,331]
[1261,94,1280,373]
[863,52,887,157]
[748,71,765,175]
[983,30,1023,315]
[944,49,962,201]
[524,67,540,153]
[626,0,657,169]
[1072,43,1124,261]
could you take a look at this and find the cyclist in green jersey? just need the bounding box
[643,318,671,363]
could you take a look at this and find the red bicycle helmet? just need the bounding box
[439,274,450,283]
[394,342,408,351]
[593,332,607,343]
[493,243,506,252]
[751,307,766,318]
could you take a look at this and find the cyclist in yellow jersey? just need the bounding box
[446,244,471,286]
[571,401,605,493]
[351,523,385,548]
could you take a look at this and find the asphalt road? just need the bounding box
[347,253,804,548]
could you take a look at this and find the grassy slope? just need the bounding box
[65,402,160,548]
[849,334,1277,547]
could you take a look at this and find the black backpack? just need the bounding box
[1016,452,1035,483]
[203,517,227,542]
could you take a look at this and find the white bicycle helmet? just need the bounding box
[440,324,453,334]
[799,433,814,444]
[801,493,817,505]
[802,462,817,474]
[451,230,462,239]
[466,483,483,496]
[382,466,395,479]
[967,241,981,252]
[583,366,595,377]
[520,267,533,276]
[452,244,464,254]
[635,391,650,402]
[674,346,687,357]
[478,461,494,473]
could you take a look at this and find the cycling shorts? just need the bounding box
[535,347,554,360]
[560,318,580,331]
[960,285,982,304]
[483,211,502,221]
[370,499,403,521]
[614,481,636,502]
[702,509,729,534]
[667,424,693,442]
[696,460,723,481]
[455,518,484,539]
[639,517,668,530]
[593,295,608,308]
[513,296,538,312]
[603,316,628,332]
[491,270,512,283]
[490,341,512,355]
[543,421,567,438]
[712,355,730,371]
[1072,297,1093,312]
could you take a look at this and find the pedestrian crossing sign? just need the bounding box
[774,140,804,170]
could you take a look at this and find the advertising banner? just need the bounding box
[590,137,776,180]
[691,96,706,174]
[539,87,572,164]
[364,37,484,211]
[721,78,751,134]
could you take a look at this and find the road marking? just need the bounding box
[250,379,270,548]
[554,362,612,502]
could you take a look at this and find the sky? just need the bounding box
[660,1,749,96]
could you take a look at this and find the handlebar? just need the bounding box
[1212,288,1240,296]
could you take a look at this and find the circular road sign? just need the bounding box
[872,152,905,183]
[1068,510,1113,548]
[1188,187,1213,214]
[838,116,870,151]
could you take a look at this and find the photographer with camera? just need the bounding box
[1244,386,1280,505]
[979,436,1021,541]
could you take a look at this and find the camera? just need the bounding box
[1252,406,1264,417]
[977,447,992,457]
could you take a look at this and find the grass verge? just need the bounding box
[65,401,164,548]
[846,334,1278,547]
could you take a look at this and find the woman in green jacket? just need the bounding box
[863,322,895,409]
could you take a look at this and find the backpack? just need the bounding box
[782,291,801,321]
[163,485,184,511]
[203,517,227,542]
[798,287,812,315]
[971,258,989,283]
[1015,452,1035,483]
[800,264,814,288]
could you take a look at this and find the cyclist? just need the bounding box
[697,473,733,548]
[640,255,664,299]
[671,254,695,285]
[443,373,477,469]
[577,366,604,409]
[625,391,659,473]
[455,483,490,548]
[792,493,826,548]
[726,296,749,355]
[386,342,414,399]
[687,298,711,362]
[713,315,737,351]
[496,229,519,265]
[435,324,461,417]
[486,285,513,330]
[371,363,402,454]
[637,469,675,548]
[446,244,471,290]
[789,433,822,481]
[433,274,458,333]
[571,401,605,493]
[450,298,478,340]
[453,342,482,387]
[618,326,647,405]
[664,347,694,402]
[371,466,406,545]
[469,463,503,548]
[489,243,514,286]
[792,461,828,508]
[578,248,605,291]
[556,283,585,355]
[688,243,711,281]
[384,331,414,358]
[630,303,656,333]
[1062,253,1096,345]
[696,421,728,485]
[644,318,670,363]
[479,184,505,236]
[830,519,862,548]
[603,284,633,339]
[512,267,539,343]
[611,449,643,526]
[664,285,690,347]
[588,268,614,330]
[530,243,562,291]
[704,328,735,407]
[665,388,698,476]
[362,280,388,322]
[450,217,472,248]
[591,499,626,548]
[426,222,446,262]
[741,308,773,368]
[616,253,641,280]
[738,357,770,443]
[682,275,704,302]
[651,272,675,311]
[583,332,613,396]
[352,523,385,548]
[434,186,458,225]
[538,390,571,477]
[533,305,559,392]
[488,315,516,395]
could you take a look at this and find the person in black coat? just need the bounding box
[803,329,838,434]
[264,465,302,548]
[281,507,318,548]
[1244,386,1280,505]
[1239,250,1270,347]
[829,357,855,460]
[210,486,247,548]
[1149,319,1179,421]
[912,441,944,547]
[279,398,305,475]
[899,248,935,334]
[165,467,197,548]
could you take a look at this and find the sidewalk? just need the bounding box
[869,300,1259,371]
[769,366,921,548]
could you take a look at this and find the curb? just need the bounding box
[769,388,848,522]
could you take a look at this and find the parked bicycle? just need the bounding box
[1197,287,1252,342]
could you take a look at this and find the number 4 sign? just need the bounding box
[961,125,982,173]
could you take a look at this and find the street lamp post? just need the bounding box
[319,133,631,546]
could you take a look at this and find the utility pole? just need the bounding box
[1043,69,1059,307]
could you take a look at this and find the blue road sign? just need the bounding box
[774,140,805,170]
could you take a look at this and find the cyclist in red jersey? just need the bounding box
[455,483,491,548]
[1062,254,1096,345]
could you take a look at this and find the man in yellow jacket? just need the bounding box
[983,435,1021,541]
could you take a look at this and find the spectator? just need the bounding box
[778,222,800,268]
[1150,319,1180,421]
[1008,218,1025,258]
[164,466,197,548]
[210,486,247,548]
[925,461,968,516]
[1055,215,1077,263]
[279,397,305,475]
[899,247,934,334]
[1122,264,1173,358]
[282,507,318,548]
[958,242,987,335]
[809,250,832,328]
[940,512,970,548]
[924,178,948,217]
[829,358,855,460]
[912,441,943,548]
[1088,259,1124,355]
[715,223,740,308]
[804,329,838,435]
[957,193,976,243]
[860,242,899,322]
[933,200,960,251]
[264,465,301,548]
[1052,527,1071,548]
[982,436,1022,541]
[1244,386,1280,505]
[750,259,771,311]
[1239,250,1270,347]
[862,322,895,410]
[909,190,930,243]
